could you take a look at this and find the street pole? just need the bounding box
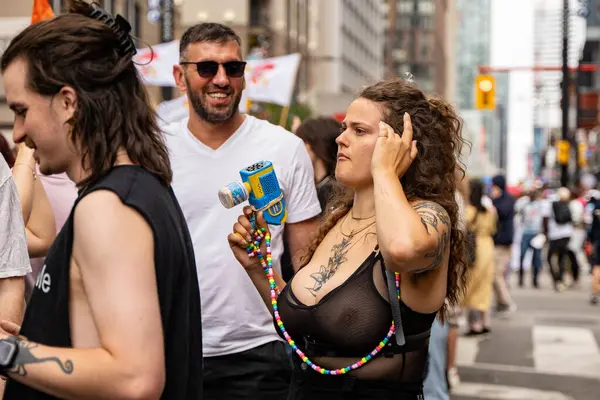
[560,0,570,187]
[304,0,310,93]
[498,104,507,171]
[160,0,174,101]
[296,0,301,54]
[411,0,418,66]
[574,61,582,184]
[286,0,291,54]
[386,0,397,79]
[127,0,137,36]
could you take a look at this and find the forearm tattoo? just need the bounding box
[412,201,451,273]
[8,337,74,377]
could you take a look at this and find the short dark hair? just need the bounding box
[1,0,171,188]
[179,23,242,61]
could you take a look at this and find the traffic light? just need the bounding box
[578,142,587,167]
[556,140,570,165]
[475,75,496,110]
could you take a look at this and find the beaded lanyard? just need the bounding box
[246,225,401,375]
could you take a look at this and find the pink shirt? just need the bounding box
[27,170,78,298]
[36,171,78,233]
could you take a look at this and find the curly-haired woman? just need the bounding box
[228,78,468,399]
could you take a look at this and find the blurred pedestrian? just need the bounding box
[543,187,575,291]
[490,175,516,312]
[518,189,544,288]
[463,178,497,335]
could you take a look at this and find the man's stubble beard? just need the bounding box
[186,79,242,124]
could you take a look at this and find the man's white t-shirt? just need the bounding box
[0,158,32,278]
[164,115,321,357]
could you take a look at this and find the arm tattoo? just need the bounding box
[306,236,352,297]
[8,337,74,377]
[412,201,451,273]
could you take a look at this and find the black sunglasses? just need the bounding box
[180,60,247,78]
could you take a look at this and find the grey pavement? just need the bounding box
[450,270,600,400]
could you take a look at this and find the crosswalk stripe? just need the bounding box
[456,325,600,381]
[533,325,600,379]
[459,361,542,375]
[452,382,574,400]
[455,336,480,366]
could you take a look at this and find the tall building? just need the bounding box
[388,0,453,98]
[577,0,600,175]
[0,0,164,142]
[180,0,284,57]
[455,0,491,111]
[308,0,386,115]
[533,0,587,183]
[453,0,498,176]
[444,0,457,103]
[179,0,313,103]
[533,0,586,132]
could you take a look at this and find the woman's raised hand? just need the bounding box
[371,112,418,178]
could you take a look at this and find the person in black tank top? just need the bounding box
[227,79,468,399]
[0,3,202,399]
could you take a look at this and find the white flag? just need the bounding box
[245,53,301,106]
[134,41,179,87]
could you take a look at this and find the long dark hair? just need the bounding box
[301,78,468,313]
[0,0,171,188]
[469,179,487,213]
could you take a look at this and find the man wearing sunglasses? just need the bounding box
[166,23,321,400]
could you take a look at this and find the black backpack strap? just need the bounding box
[376,247,406,346]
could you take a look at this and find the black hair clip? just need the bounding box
[87,2,137,58]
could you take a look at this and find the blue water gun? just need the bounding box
[218,161,288,226]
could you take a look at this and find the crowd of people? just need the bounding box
[3,2,598,400]
[512,182,600,303]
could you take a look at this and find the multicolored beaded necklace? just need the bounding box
[246,225,401,375]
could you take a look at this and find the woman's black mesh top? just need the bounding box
[277,249,437,382]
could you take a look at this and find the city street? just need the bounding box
[452,272,600,400]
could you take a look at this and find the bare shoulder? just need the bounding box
[74,190,149,227]
[411,200,451,234]
[74,190,125,218]
[73,190,153,259]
